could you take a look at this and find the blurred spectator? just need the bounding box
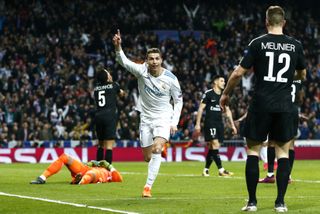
[313,124,320,139]
[39,123,53,140]
[0,132,8,148]
[17,121,30,142]
[8,133,18,148]
[299,121,311,139]
[171,128,184,141]
[241,70,254,96]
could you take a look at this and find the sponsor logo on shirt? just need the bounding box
[144,85,165,96]
[210,105,221,111]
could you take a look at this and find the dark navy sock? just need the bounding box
[275,158,291,204]
[246,155,259,204]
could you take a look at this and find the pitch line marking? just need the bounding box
[81,195,320,201]
[121,172,320,183]
[0,192,139,214]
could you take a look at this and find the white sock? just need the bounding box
[40,175,46,181]
[267,172,274,177]
[146,153,162,188]
[218,168,225,173]
[260,146,268,164]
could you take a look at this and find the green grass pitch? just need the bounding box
[0,160,320,213]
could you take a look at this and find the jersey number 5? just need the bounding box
[98,91,106,107]
[264,52,290,83]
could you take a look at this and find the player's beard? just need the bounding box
[149,66,161,76]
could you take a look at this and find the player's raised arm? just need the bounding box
[113,29,145,77]
[112,29,122,51]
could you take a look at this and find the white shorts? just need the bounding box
[139,122,170,148]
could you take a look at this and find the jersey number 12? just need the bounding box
[264,52,290,83]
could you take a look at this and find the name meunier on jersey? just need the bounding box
[261,42,295,52]
[240,34,306,112]
[201,89,222,123]
[94,82,120,112]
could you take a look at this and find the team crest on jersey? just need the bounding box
[160,82,167,90]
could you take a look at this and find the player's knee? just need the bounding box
[151,146,162,154]
[144,156,151,162]
[143,153,152,162]
[211,145,220,150]
[59,153,69,163]
[209,141,220,150]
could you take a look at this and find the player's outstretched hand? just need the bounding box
[170,125,177,135]
[112,29,122,51]
[231,125,238,135]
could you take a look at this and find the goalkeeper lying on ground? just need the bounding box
[30,153,123,185]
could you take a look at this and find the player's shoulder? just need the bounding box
[204,89,213,95]
[201,89,212,100]
[284,35,302,46]
[283,34,301,43]
[248,34,268,46]
[139,62,149,75]
[163,68,177,80]
[113,82,120,88]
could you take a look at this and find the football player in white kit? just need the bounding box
[113,30,183,197]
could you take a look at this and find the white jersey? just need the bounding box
[116,50,183,126]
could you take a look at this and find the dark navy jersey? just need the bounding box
[93,82,120,113]
[201,89,222,123]
[240,34,306,112]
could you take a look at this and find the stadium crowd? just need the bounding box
[0,0,319,148]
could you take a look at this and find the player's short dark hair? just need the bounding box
[95,69,108,85]
[146,48,162,58]
[212,75,224,84]
[266,6,285,26]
